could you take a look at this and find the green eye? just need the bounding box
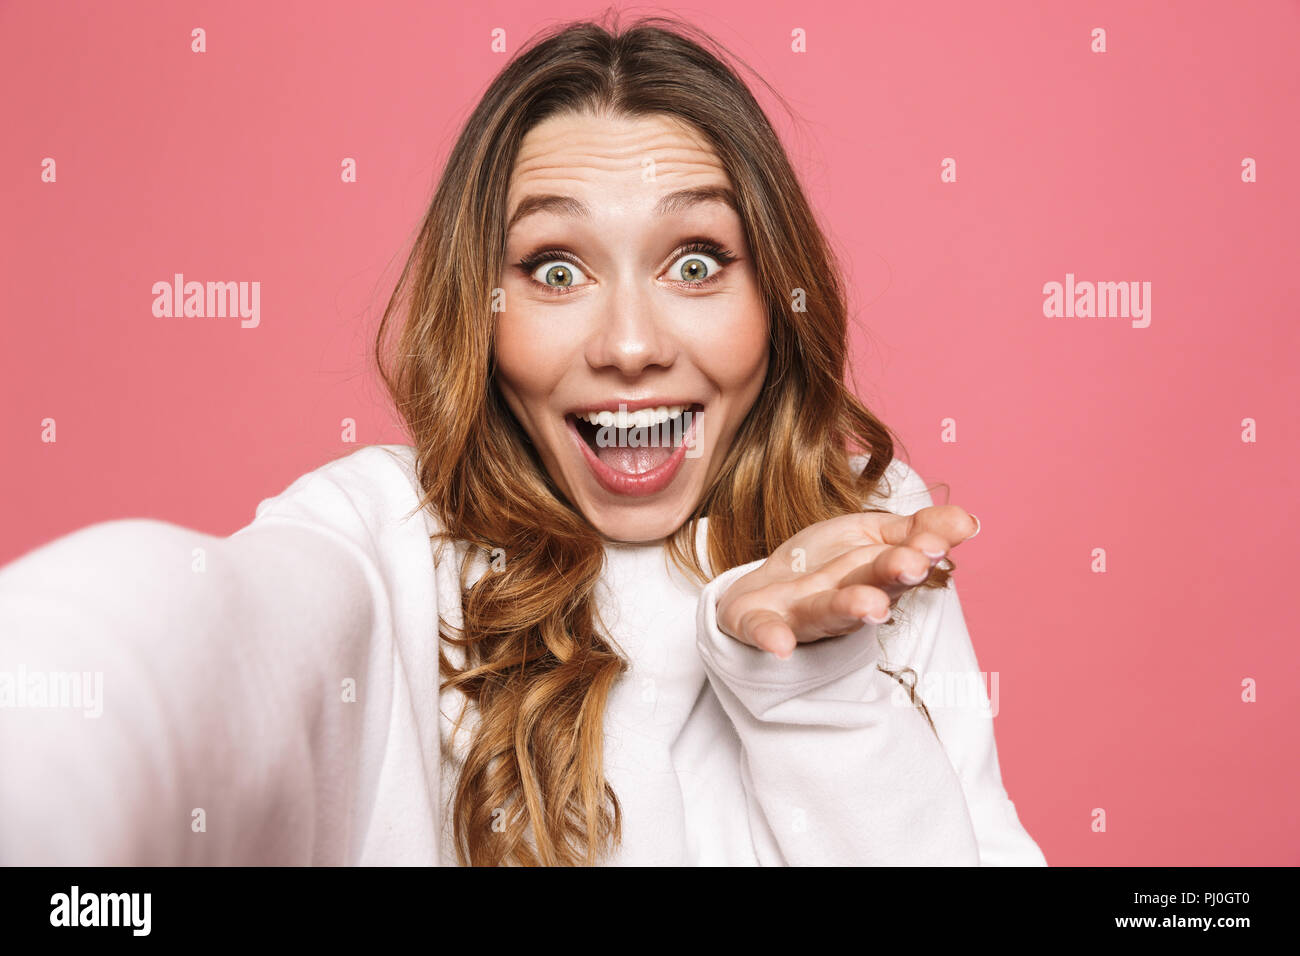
[679,257,708,281]
[669,252,721,283]
[530,260,590,289]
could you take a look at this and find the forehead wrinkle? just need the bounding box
[512,144,726,182]
[513,113,719,168]
[505,115,735,235]
[506,185,739,234]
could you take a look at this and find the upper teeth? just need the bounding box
[578,405,687,429]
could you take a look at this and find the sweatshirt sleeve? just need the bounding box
[863,465,1047,866]
[881,573,1048,866]
[694,459,1046,866]
[0,448,415,865]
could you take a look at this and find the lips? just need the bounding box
[565,402,704,497]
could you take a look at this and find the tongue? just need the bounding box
[595,443,674,475]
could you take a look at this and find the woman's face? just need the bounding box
[496,111,769,543]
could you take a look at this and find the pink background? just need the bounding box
[2,0,1298,865]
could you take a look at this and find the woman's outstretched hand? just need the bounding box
[715,507,981,658]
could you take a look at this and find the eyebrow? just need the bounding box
[505,185,739,233]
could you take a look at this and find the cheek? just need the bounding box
[693,294,769,392]
[493,310,566,419]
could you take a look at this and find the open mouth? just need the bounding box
[565,402,704,497]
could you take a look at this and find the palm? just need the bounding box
[716,506,980,658]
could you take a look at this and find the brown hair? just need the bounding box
[375,9,952,866]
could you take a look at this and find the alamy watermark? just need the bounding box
[891,669,999,718]
[1043,272,1151,328]
[580,403,703,459]
[0,666,103,718]
[50,886,150,936]
[152,273,260,328]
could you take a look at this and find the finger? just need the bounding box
[814,530,952,586]
[837,544,936,600]
[736,608,798,659]
[815,543,889,582]
[788,584,891,641]
[899,529,957,565]
[822,533,950,579]
[866,505,980,550]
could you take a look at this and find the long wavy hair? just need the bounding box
[375,10,953,866]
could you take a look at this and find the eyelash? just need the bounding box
[513,239,739,296]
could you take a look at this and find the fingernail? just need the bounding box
[968,514,981,539]
[922,548,946,563]
[899,568,928,585]
[864,611,890,625]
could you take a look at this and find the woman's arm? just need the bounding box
[868,464,1046,866]
[0,453,418,865]
[697,558,981,865]
[883,573,1048,866]
[695,460,1046,866]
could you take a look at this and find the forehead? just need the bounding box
[507,111,732,212]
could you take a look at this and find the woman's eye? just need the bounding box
[666,252,721,283]
[531,260,590,289]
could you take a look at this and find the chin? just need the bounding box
[577,493,701,544]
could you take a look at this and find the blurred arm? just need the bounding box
[0,516,383,864]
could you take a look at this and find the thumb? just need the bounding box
[734,608,797,659]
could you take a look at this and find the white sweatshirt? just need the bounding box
[0,443,1046,866]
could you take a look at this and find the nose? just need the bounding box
[584,283,677,377]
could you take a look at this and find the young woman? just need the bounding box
[0,15,1046,867]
